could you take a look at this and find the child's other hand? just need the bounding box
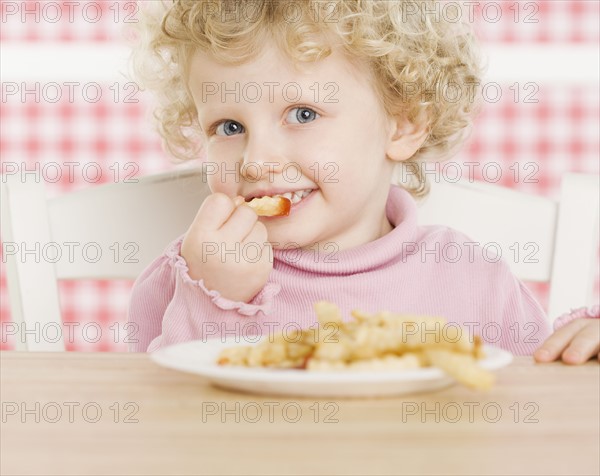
[534,319,600,364]
[181,193,272,303]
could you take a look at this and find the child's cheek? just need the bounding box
[207,175,235,195]
[205,143,241,194]
[299,144,344,185]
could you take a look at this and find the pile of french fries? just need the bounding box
[217,301,495,389]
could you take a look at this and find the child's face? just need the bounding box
[188,44,399,251]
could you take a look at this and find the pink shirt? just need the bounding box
[128,185,552,354]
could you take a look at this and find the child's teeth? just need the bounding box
[290,194,302,205]
[270,189,313,206]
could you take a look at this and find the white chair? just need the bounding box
[1,167,211,350]
[1,168,598,350]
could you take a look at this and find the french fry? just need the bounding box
[424,349,495,390]
[217,346,250,366]
[216,301,496,390]
[246,196,291,216]
[314,301,344,326]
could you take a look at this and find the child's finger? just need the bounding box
[561,321,600,365]
[533,318,589,362]
[242,221,269,249]
[219,202,258,240]
[193,193,236,231]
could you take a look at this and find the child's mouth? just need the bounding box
[246,189,314,207]
[278,189,314,206]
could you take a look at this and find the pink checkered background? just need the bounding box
[1,1,599,351]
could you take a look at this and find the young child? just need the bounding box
[127,0,599,362]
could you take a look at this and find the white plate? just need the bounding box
[151,337,513,398]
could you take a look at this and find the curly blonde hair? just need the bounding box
[129,0,485,197]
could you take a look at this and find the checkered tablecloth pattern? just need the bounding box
[1,1,599,351]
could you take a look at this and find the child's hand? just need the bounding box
[534,318,600,364]
[180,193,272,303]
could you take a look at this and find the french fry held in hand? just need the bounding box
[217,301,495,390]
[246,196,291,217]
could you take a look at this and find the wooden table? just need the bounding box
[1,352,598,476]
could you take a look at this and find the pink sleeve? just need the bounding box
[494,265,552,355]
[553,305,600,331]
[127,236,281,352]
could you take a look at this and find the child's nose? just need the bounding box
[241,133,286,181]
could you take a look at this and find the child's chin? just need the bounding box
[268,232,313,251]
[270,239,308,251]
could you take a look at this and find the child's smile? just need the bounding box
[188,44,412,251]
[243,187,315,208]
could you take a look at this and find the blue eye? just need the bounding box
[286,107,319,124]
[215,120,244,136]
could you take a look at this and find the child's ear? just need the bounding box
[385,112,429,163]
